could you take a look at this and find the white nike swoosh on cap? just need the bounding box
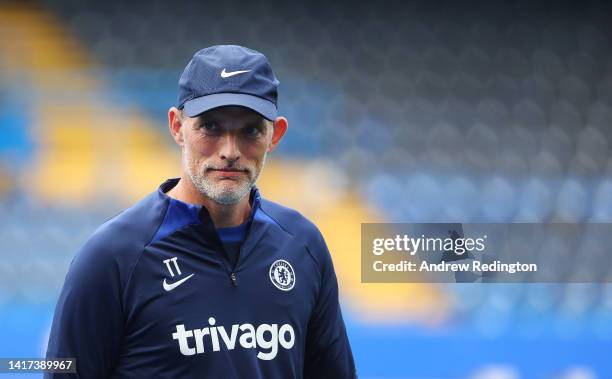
[221,68,252,78]
[163,273,195,291]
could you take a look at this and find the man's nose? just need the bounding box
[218,133,240,162]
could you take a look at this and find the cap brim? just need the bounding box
[183,93,277,121]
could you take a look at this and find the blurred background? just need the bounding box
[1,0,611,377]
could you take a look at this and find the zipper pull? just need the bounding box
[230,272,238,286]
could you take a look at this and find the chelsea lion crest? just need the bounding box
[269,259,295,291]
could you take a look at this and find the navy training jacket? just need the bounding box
[45,178,356,378]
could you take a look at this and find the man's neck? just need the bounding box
[166,176,252,228]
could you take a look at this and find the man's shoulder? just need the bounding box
[78,190,169,264]
[258,198,332,264]
[258,198,321,239]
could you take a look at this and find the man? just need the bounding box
[45,45,356,378]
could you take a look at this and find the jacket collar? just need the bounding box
[156,178,271,268]
[157,177,262,225]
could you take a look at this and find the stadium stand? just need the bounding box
[1,0,611,377]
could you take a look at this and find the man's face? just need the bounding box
[179,106,273,205]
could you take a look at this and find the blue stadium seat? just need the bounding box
[532,50,566,83]
[513,99,547,129]
[540,126,573,163]
[554,179,590,222]
[576,127,609,168]
[476,98,511,126]
[396,21,436,51]
[504,23,539,53]
[450,72,488,105]
[433,21,468,53]
[479,176,517,222]
[496,48,530,79]
[521,74,555,109]
[549,100,583,131]
[442,98,476,130]
[384,45,423,75]
[424,122,465,170]
[458,47,493,80]
[464,123,498,171]
[568,52,603,87]
[540,25,576,56]
[597,75,612,106]
[489,75,522,106]
[441,176,479,221]
[530,151,564,177]
[496,149,528,177]
[413,70,449,104]
[516,178,554,221]
[467,22,501,52]
[422,46,457,78]
[558,76,593,110]
[577,25,608,58]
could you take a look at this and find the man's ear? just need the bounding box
[168,107,184,146]
[268,116,288,152]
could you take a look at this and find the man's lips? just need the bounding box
[208,168,247,177]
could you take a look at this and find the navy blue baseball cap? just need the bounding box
[177,45,279,121]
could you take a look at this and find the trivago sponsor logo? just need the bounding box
[172,317,295,360]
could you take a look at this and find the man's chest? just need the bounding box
[120,232,319,361]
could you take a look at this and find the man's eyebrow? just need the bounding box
[241,117,267,128]
[193,116,216,126]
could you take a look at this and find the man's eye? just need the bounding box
[200,122,220,133]
[243,126,261,137]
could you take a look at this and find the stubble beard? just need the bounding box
[183,147,266,205]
